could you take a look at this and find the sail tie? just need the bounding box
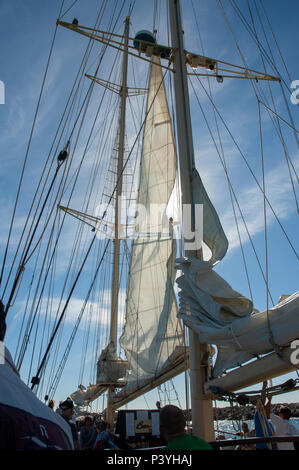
[229,323,245,352]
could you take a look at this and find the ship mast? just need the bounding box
[106,16,130,428]
[168,0,214,440]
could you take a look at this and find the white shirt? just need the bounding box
[270,412,298,450]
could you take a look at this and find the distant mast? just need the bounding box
[168,0,214,440]
[107,16,130,428]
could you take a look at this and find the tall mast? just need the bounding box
[168,0,214,440]
[110,17,130,353]
[107,16,130,428]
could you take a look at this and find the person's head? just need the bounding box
[279,406,292,420]
[97,420,107,432]
[84,416,92,428]
[159,405,186,442]
[48,399,55,410]
[59,398,75,418]
[242,422,249,433]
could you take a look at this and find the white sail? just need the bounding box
[191,168,228,263]
[176,257,299,377]
[119,58,183,388]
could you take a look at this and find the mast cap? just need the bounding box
[133,30,156,49]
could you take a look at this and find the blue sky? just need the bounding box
[0,0,298,415]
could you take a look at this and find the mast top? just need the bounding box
[57,19,280,82]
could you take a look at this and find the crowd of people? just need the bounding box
[45,390,298,451]
[44,399,213,451]
[2,333,297,452]
[46,397,127,450]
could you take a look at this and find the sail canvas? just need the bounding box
[120,58,183,387]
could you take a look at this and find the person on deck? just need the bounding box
[79,416,96,450]
[159,404,213,450]
[265,400,298,450]
[48,400,55,410]
[236,422,251,437]
[59,398,80,450]
[93,420,118,450]
[235,422,255,450]
[254,381,274,450]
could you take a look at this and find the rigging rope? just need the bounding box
[4,2,179,399]
[189,4,254,301]
[189,78,275,304]
[256,398,276,450]
[228,0,299,152]
[10,2,124,373]
[4,161,67,318]
[46,240,110,398]
[258,101,299,137]
[258,0,292,82]
[60,0,80,19]
[1,4,106,303]
[194,76,298,261]
[30,232,98,392]
[247,1,299,214]
[258,100,276,352]
[6,0,297,410]
[34,2,136,390]
[0,0,66,290]
[218,0,299,168]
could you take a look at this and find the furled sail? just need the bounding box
[176,162,299,378]
[176,257,299,377]
[119,58,183,388]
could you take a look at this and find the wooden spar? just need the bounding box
[57,21,280,82]
[106,16,130,429]
[111,348,189,410]
[168,0,214,441]
[204,344,298,397]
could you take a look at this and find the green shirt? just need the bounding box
[164,433,213,450]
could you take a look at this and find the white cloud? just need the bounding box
[220,157,299,253]
[9,288,127,337]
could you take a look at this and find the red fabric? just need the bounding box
[95,439,103,450]
[0,404,73,450]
